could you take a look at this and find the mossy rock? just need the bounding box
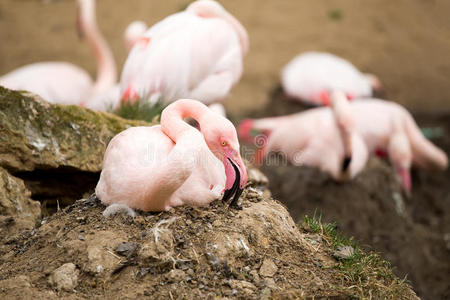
[0,87,154,233]
[0,87,152,173]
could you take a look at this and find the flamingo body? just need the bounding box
[281,52,374,105]
[96,99,247,212]
[120,0,247,107]
[96,126,225,211]
[0,62,92,105]
[240,105,368,181]
[0,0,116,107]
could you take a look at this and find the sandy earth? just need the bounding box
[1,0,450,115]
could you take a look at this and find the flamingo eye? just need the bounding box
[221,141,227,146]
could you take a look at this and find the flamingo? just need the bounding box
[124,21,148,52]
[239,93,448,193]
[281,52,382,106]
[0,0,116,106]
[84,20,148,111]
[346,98,448,193]
[119,0,249,114]
[238,91,369,181]
[95,99,248,212]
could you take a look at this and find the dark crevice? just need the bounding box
[12,167,100,211]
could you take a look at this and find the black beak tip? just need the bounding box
[222,158,244,210]
[342,156,351,172]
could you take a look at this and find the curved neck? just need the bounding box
[160,99,210,142]
[78,0,117,94]
[330,91,354,158]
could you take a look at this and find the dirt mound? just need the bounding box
[246,88,450,300]
[0,182,417,299]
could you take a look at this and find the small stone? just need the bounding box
[166,269,186,283]
[333,245,355,260]
[115,242,137,257]
[48,263,79,292]
[260,287,272,300]
[229,280,256,296]
[249,270,260,283]
[259,258,278,277]
[263,278,278,290]
[78,234,85,241]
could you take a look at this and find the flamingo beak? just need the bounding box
[342,134,352,172]
[397,167,411,197]
[222,158,244,209]
[222,147,247,209]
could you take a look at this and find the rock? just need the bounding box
[48,263,79,292]
[115,242,137,257]
[333,245,355,260]
[262,278,279,290]
[0,166,40,235]
[259,258,278,277]
[229,280,256,296]
[0,275,57,299]
[0,87,148,173]
[247,168,269,186]
[166,269,186,283]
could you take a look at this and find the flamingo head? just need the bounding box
[201,112,248,206]
[363,73,384,96]
[124,21,148,52]
[187,0,249,55]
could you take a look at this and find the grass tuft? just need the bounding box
[301,213,414,299]
[113,97,165,123]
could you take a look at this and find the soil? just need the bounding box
[0,176,417,299]
[241,88,450,300]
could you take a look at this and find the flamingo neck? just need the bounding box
[330,91,354,159]
[79,0,117,95]
[161,99,210,142]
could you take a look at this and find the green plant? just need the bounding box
[113,97,165,123]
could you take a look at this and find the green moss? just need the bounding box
[0,87,153,173]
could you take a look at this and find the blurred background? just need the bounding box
[1,1,449,299]
[1,0,450,116]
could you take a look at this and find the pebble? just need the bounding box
[259,258,278,277]
[333,245,355,260]
[48,263,79,292]
[115,242,137,257]
[166,269,186,283]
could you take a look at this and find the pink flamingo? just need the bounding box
[281,52,382,106]
[347,98,448,193]
[239,93,448,193]
[239,91,369,181]
[0,0,116,106]
[119,0,249,112]
[96,99,248,212]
